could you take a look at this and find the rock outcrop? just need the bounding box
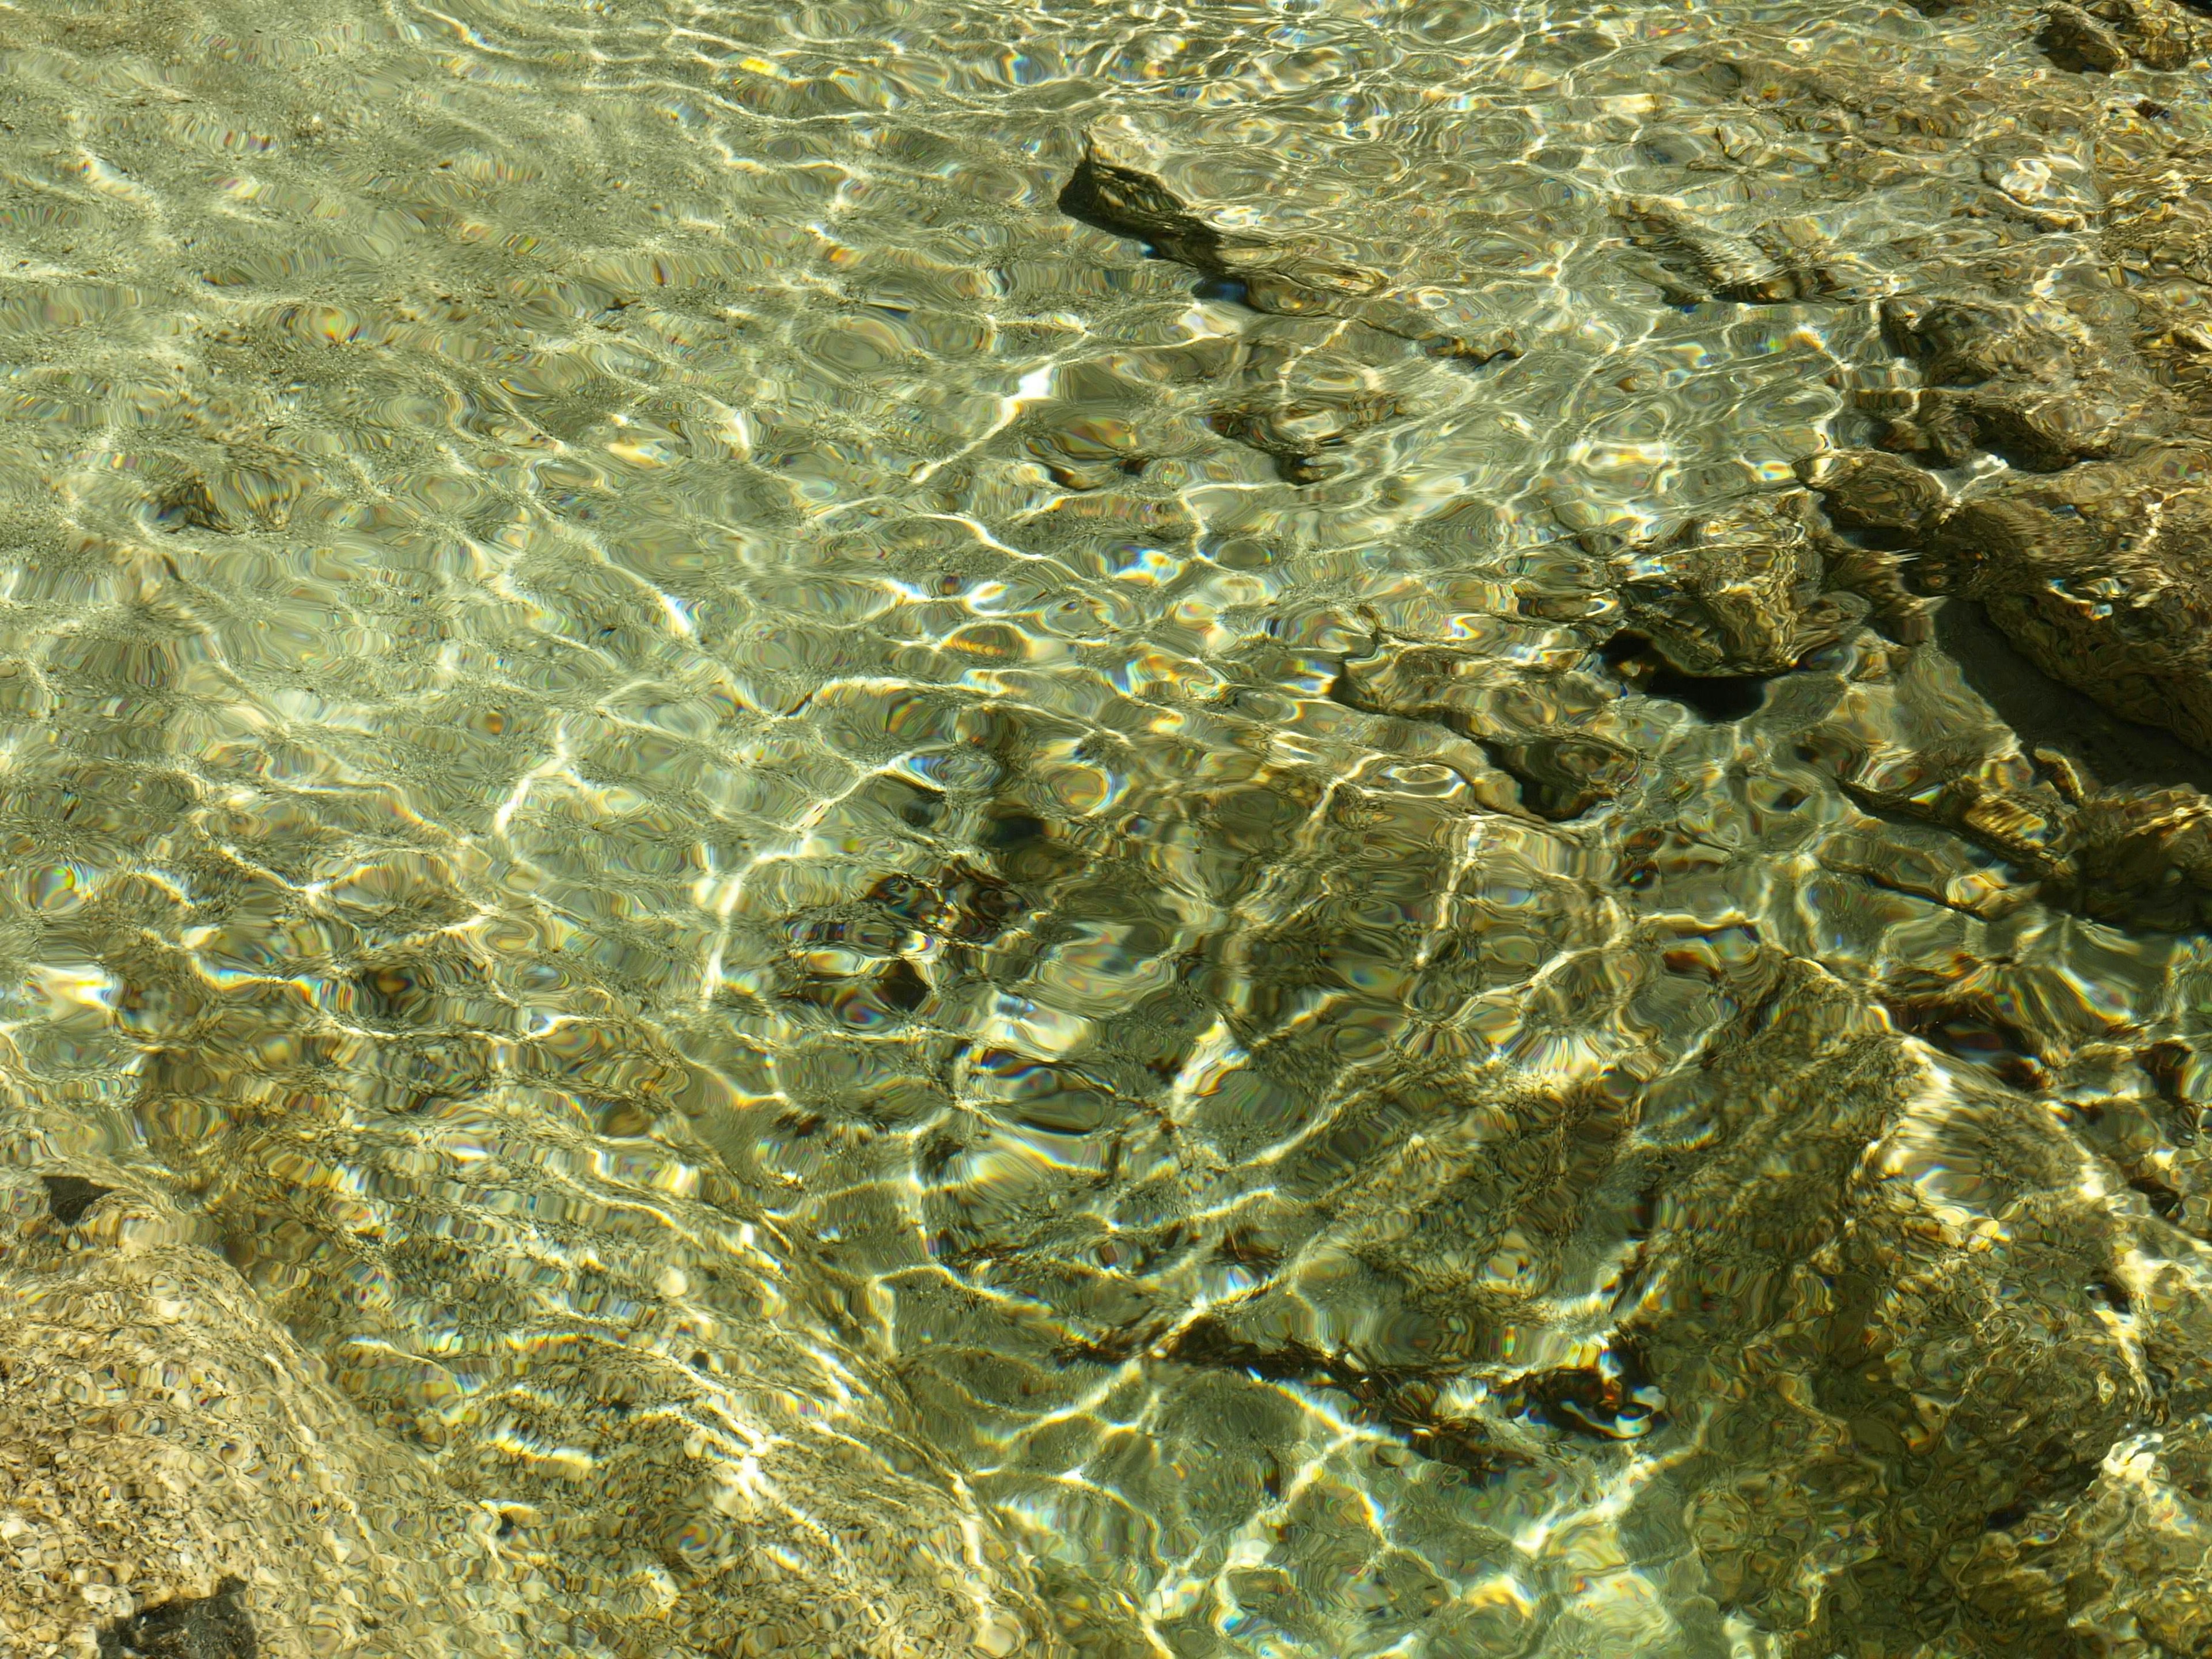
[0,1165,535,1658]
[1918,445,2212,755]
[2039,0,2205,71]
[1058,118,1390,318]
[1866,298,2175,471]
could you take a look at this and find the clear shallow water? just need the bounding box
[4,0,2212,1653]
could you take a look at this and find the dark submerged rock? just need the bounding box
[1208,391,1406,484]
[1333,641,1642,819]
[1478,731,1643,821]
[1596,491,1869,677]
[1614,198,1835,305]
[1055,119,1522,367]
[39,1173,113,1226]
[1870,297,2173,471]
[1058,119,1388,317]
[1796,449,1946,546]
[1920,445,2212,755]
[97,1579,257,1659]
[2040,0,2203,70]
[2040,2,2135,70]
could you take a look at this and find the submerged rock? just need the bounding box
[1056,118,1522,364]
[1593,487,1926,679]
[1620,958,2212,1656]
[1602,491,1863,676]
[1921,444,2212,753]
[2040,0,2203,71]
[2065,779,2212,929]
[1476,729,1645,820]
[97,1579,257,1659]
[1334,639,1642,819]
[1869,297,2173,470]
[1806,670,2212,930]
[1842,765,2212,931]
[39,1171,114,1225]
[1059,118,1388,316]
[1613,198,1836,305]
[1795,449,1946,546]
[0,1169,535,1659]
[1208,390,1406,484]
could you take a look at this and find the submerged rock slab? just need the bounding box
[1589,955,2212,1654]
[2040,0,2205,70]
[0,1137,1053,1659]
[1923,444,2212,754]
[96,1579,257,1659]
[1334,639,1642,819]
[1869,297,2175,471]
[1056,118,1520,363]
[1613,198,1838,305]
[1597,490,1869,677]
[1059,118,1388,316]
[0,1168,534,1659]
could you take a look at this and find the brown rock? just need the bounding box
[2040,3,2133,72]
[1614,198,1835,305]
[1334,640,1641,819]
[1600,490,1869,677]
[1058,118,1387,315]
[1923,445,2212,753]
[2063,781,2212,929]
[1055,119,1522,365]
[2041,0,2203,70]
[1796,449,1947,546]
[0,1169,536,1659]
[1871,297,2172,470]
[1209,391,1405,484]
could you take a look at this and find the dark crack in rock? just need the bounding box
[149,475,234,536]
[1147,1319,1536,1480]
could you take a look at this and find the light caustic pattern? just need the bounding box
[1,0,2211,1655]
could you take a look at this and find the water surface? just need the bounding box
[2,0,2210,1654]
